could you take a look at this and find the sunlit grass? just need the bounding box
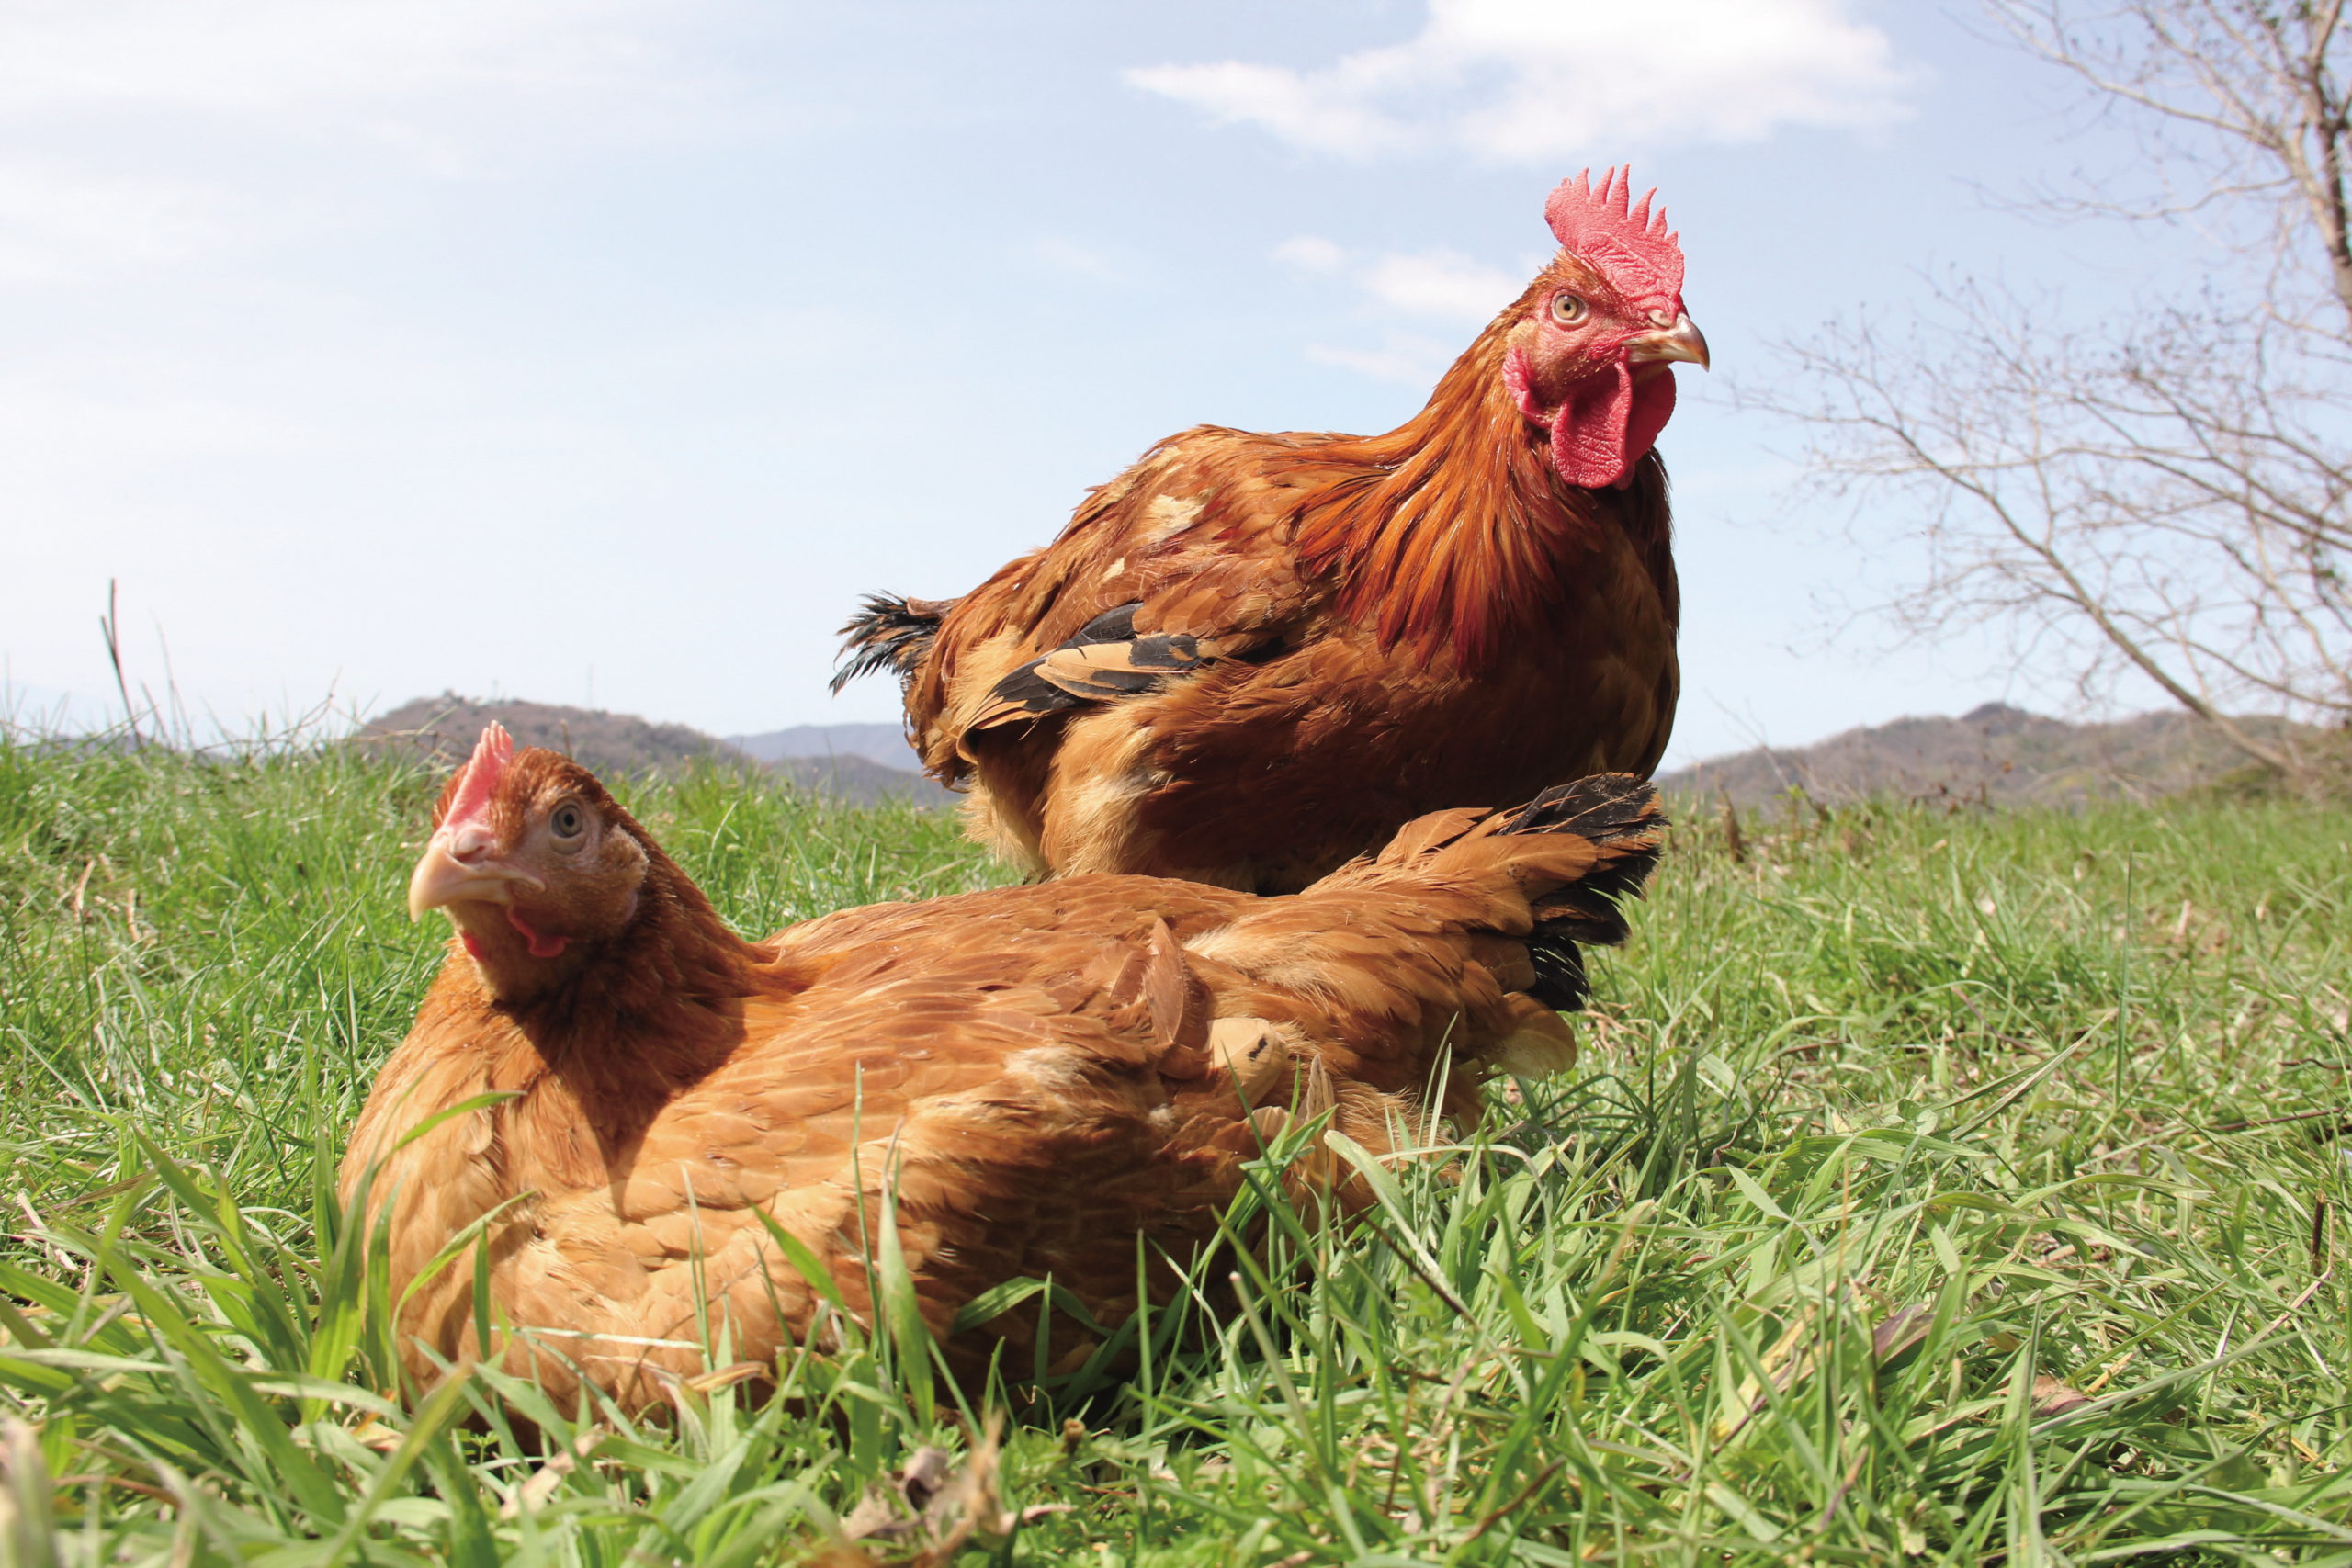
[3,729,2350,1563]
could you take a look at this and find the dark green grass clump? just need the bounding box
[2,736,2351,1564]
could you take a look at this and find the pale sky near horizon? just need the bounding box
[1,1,2209,765]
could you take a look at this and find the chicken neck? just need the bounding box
[453,838,803,1092]
[1295,283,1657,670]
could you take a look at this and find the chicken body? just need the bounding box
[341,726,1662,1412]
[840,170,1700,892]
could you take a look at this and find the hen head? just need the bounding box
[406,722,652,1002]
[1503,167,1708,491]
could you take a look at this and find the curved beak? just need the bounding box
[407,829,541,921]
[1629,312,1710,371]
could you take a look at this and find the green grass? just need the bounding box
[4,732,2352,1564]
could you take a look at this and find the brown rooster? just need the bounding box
[836,168,1703,892]
[341,724,1663,1411]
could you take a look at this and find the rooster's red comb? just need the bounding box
[442,722,514,830]
[1544,167,1683,302]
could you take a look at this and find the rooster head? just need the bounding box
[406,722,653,1001]
[1503,168,1707,491]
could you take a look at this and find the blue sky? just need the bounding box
[0,1,2198,764]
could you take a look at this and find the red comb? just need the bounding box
[1544,167,1683,302]
[442,722,514,830]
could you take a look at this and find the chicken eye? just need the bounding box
[1550,292,1589,326]
[549,803,586,842]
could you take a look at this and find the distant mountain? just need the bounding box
[361,695,953,807]
[1659,703,2320,810]
[362,694,746,775]
[765,752,956,807]
[729,722,919,770]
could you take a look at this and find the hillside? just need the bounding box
[1660,701,2318,809]
[766,751,956,807]
[360,694,953,806]
[729,721,919,769]
[359,693,744,773]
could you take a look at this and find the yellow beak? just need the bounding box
[406,828,541,921]
[1629,312,1710,370]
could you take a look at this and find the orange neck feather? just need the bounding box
[1295,287,1614,668]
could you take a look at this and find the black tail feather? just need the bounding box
[1526,940,1591,1013]
[1496,773,1668,1012]
[831,593,954,694]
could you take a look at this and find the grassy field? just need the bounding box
[3,733,2351,1564]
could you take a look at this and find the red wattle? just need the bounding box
[505,906,570,959]
[1550,360,1634,489]
[1547,358,1677,491]
[1622,371,1676,484]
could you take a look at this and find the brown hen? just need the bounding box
[340,725,1663,1411]
[836,168,1703,892]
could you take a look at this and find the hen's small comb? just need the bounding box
[1544,167,1684,301]
[442,722,514,830]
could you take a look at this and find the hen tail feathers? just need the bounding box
[1390,772,1667,1012]
[831,593,956,694]
[1498,773,1666,1010]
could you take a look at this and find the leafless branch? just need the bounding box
[1762,3,2352,788]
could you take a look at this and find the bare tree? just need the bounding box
[1761,1,2352,783]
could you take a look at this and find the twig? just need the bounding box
[1463,1457,1568,1543]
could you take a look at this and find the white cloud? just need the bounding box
[1272,234,1345,273]
[0,1,745,279]
[1284,243,1521,381]
[1306,334,1457,386]
[0,0,690,119]
[1137,62,1415,157]
[0,162,242,280]
[1128,0,1910,161]
[1362,249,1521,321]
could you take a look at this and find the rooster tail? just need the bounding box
[831,593,956,694]
[1506,775,1666,1012]
[1382,772,1667,1012]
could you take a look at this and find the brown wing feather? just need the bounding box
[902,430,1326,779]
[967,631,1231,731]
